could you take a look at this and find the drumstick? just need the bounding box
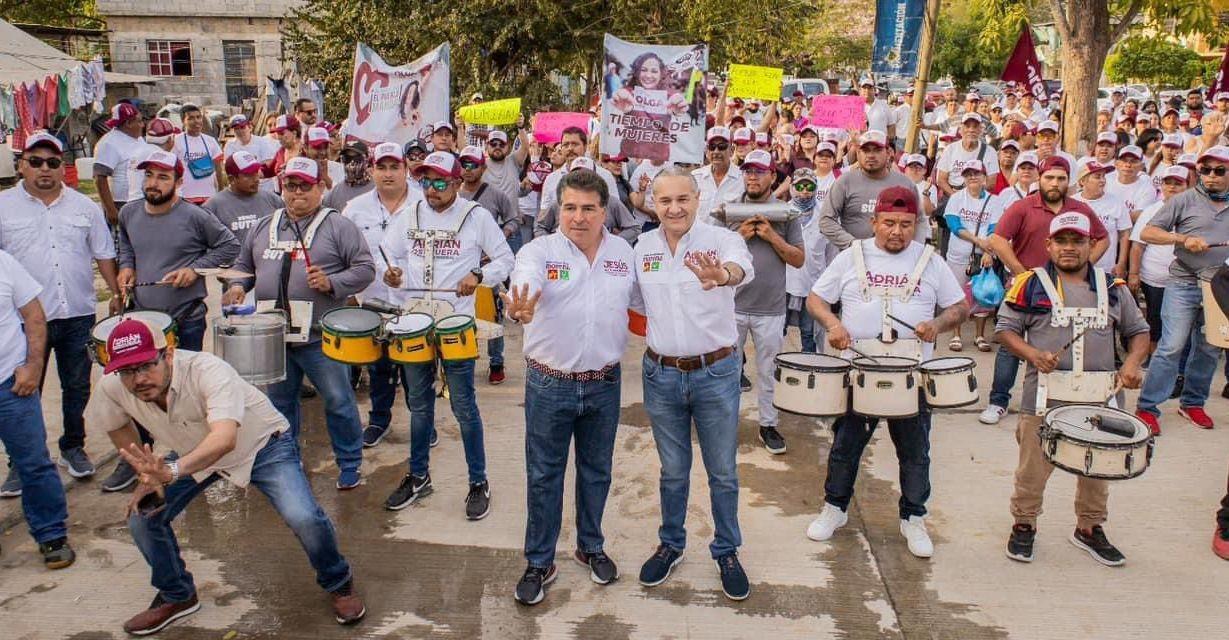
[378,245,393,268]
[848,346,880,362]
[286,219,313,269]
[403,287,459,293]
[885,313,917,333]
[1053,327,1088,359]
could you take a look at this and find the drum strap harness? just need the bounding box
[261,208,336,343]
[1030,266,1110,413]
[851,240,933,358]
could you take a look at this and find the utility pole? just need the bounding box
[904,0,942,154]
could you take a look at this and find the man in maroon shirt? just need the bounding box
[978,156,1110,424]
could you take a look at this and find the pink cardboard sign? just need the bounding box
[809,95,867,131]
[533,112,592,144]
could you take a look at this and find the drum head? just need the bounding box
[1044,405,1149,444]
[852,355,917,371]
[919,356,975,373]
[436,314,475,332]
[225,313,286,328]
[93,311,172,340]
[776,352,850,371]
[388,313,434,334]
[322,308,381,333]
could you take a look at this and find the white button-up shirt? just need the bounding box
[631,222,755,357]
[692,163,744,221]
[511,230,635,372]
[539,166,622,216]
[381,196,514,316]
[342,188,422,303]
[0,182,115,320]
[0,249,41,382]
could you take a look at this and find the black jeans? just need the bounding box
[824,409,932,519]
[39,315,95,452]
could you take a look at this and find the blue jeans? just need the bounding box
[267,342,363,473]
[367,355,408,429]
[988,345,1021,408]
[0,377,68,543]
[175,314,207,352]
[488,294,505,368]
[40,314,94,452]
[1138,281,1223,414]
[506,229,524,254]
[128,434,351,603]
[402,359,486,483]
[825,410,932,519]
[785,301,822,354]
[523,365,621,567]
[642,352,742,558]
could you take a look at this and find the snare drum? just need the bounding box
[852,356,919,418]
[773,352,851,417]
[90,311,178,365]
[918,357,978,408]
[1040,405,1153,480]
[1201,277,1229,349]
[435,314,479,361]
[320,308,383,364]
[387,313,436,364]
[213,313,286,385]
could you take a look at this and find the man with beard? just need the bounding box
[482,129,530,206]
[806,186,968,559]
[539,127,621,218]
[693,126,744,220]
[323,141,375,211]
[997,213,1148,566]
[817,130,918,250]
[1134,146,1229,435]
[979,157,1109,426]
[202,151,284,246]
[719,150,803,454]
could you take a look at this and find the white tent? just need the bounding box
[0,19,157,86]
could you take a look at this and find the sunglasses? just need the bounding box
[460,160,482,170]
[707,141,730,151]
[26,156,63,169]
[1199,165,1229,177]
[407,152,426,161]
[420,177,451,191]
[793,182,817,192]
[118,352,164,380]
[487,140,507,148]
[282,180,315,193]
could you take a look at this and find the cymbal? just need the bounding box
[196,267,255,279]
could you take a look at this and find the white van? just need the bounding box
[781,78,833,101]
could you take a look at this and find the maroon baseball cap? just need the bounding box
[106,103,140,127]
[875,185,919,215]
[136,149,184,176]
[1038,155,1070,176]
[103,317,167,375]
[225,150,263,176]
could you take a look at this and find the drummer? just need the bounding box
[222,157,375,490]
[996,212,1148,566]
[380,151,514,519]
[805,185,968,559]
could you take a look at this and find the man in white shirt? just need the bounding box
[1104,145,1159,219]
[806,185,968,559]
[0,133,120,487]
[173,104,226,205]
[1034,121,1078,170]
[342,143,419,450]
[504,169,635,606]
[381,151,513,519]
[222,114,276,162]
[861,76,897,139]
[692,126,744,220]
[633,167,755,601]
[93,102,147,225]
[1074,158,1132,275]
[538,127,621,217]
[0,246,75,570]
[936,113,1000,198]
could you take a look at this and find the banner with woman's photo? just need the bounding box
[600,34,708,165]
[345,42,450,145]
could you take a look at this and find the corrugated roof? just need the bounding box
[0,19,159,86]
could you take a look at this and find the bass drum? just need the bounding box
[772,352,851,417]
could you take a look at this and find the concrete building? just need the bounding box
[97,0,302,107]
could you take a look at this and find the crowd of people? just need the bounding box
[1,74,1228,634]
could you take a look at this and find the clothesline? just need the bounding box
[1,57,107,152]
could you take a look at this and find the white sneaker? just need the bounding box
[806,503,848,541]
[900,516,934,558]
[978,404,1007,425]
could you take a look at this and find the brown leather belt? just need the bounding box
[526,358,619,382]
[645,346,734,372]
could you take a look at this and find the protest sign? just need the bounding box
[727,64,783,102]
[458,98,521,126]
[345,42,450,145]
[533,112,592,144]
[810,95,867,130]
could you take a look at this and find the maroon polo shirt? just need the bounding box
[994,193,1108,269]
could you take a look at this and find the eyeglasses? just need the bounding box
[707,142,730,151]
[487,140,507,148]
[26,156,63,169]
[793,182,817,192]
[407,152,426,162]
[282,180,315,193]
[420,177,451,192]
[460,160,482,170]
[117,352,164,380]
[1199,165,1229,177]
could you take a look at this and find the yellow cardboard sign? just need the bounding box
[727,64,783,102]
[458,98,522,126]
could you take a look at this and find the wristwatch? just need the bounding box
[165,460,180,485]
[470,268,484,283]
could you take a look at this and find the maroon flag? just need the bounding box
[1209,43,1229,103]
[1001,25,1047,102]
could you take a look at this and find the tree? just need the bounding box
[0,0,100,28]
[932,10,1014,92]
[1106,36,1207,96]
[974,0,1221,153]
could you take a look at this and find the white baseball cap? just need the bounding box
[1036,121,1059,134]
[960,112,983,125]
[282,156,319,184]
[23,132,64,153]
[1074,157,1111,182]
[960,159,987,176]
[486,130,508,144]
[906,153,927,167]
[458,145,485,164]
[1161,133,1184,148]
[1197,145,1229,164]
[1160,165,1190,182]
[817,141,838,156]
[413,151,462,177]
[1096,131,1118,145]
[741,149,774,172]
[1001,139,1021,151]
[1014,151,1040,170]
[136,149,183,176]
[732,127,754,143]
[224,150,262,176]
[568,156,596,172]
[707,126,731,142]
[431,120,456,134]
[370,142,405,164]
[1049,212,1092,237]
[860,130,889,148]
[305,126,331,148]
[1117,145,1143,160]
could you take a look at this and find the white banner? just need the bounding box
[345,42,450,145]
[600,34,708,165]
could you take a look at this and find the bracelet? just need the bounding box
[721,266,734,286]
[165,460,180,485]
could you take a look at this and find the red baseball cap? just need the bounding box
[875,185,919,215]
[271,114,301,133]
[1037,155,1070,176]
[225,150,263,176]
[136,149,184,176]
[145,117,180,144]
[103,317,167,375]
[105,103,140,127]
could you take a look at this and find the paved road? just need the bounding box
[3,306,1228,639]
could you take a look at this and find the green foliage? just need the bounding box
[1106,36,1207,91]
[0,0,100,28]
[932,7,1015,91]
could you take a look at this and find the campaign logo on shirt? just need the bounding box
[865,271,922,295]
[411,237,462,259]
[545,261,571,281]
[682,248,718,264]
[641,252,664,272]
[859,199,878,215]
[231,215,260,232]
[602,259,630,277]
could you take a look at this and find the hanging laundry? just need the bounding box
[267,76,292,114]
[68,65,87,109]
[27,81,43,129]
[57,72,70,117]
[0,86,15,132]
[44,75,60,124]
[13,83,32,150]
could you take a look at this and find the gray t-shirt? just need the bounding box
[117,199,239,319]
[817,167,917,250]
[996,269,1149,414]
[231,208,375,340]
[723,214,804,315]
[1145,189,1229,283]
[462,183,519,234]
[482,157,523,208]
[201,189,284,246]
[322,180,375,212]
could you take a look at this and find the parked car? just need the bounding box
[781,78,832,101]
